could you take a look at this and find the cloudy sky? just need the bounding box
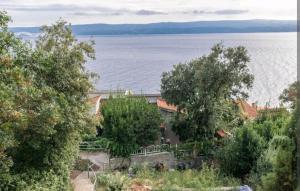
[1,0,297,27]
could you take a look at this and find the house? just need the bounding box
[236,100,272,120]
[156,98,180,144]
[87,90,265,145]
[235,100,259,119]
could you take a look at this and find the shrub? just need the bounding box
[101,96,161,158]
[217,126,264,179]
[97,172,129,191]
[96,164,240,190]
[253,108,291,142]
[256,136,296,191]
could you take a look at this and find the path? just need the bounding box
[80,151,109,170]
[72,152,109,191]
[72,171,94,191]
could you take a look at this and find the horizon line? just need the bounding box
[9,18,297,28]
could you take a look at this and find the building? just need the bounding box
[156,98,180,144]
[87,90,265,144]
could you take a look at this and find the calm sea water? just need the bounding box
[22,33,297,106]
[80,33,296,106]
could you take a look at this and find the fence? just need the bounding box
[79,141,192,159]
[131,144,192,159]
[87,162,97,191]
[130,144,171,155]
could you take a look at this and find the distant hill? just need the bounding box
[10,20,296,35]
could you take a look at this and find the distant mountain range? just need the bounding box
[10,20,296,36]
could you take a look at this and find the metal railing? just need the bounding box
[130,144,192,159]
[80,141,192,159]
[130,144,171,156]
[87,162,97,191]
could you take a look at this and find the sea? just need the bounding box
[23,32,297,106]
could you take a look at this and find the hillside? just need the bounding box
[10,20,296,35]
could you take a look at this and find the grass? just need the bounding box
[95,164,240,191]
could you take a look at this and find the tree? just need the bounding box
[217,126,264,179]
[256,136,295,191]
[0,11,96,190]
[248,84,297,190]
[161,44,254,148]
[101,96,161,158]
[279,81,299,110]
[253,108,291,142]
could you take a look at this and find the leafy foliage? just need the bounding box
[279,81,299,110]
[246,86,297,190]
[96,164,240,191]
[161,44,253,147]
[97,172,129,191]
[253,108,291,142]
[256,135,295,191]
[101,96,161,157]
[217,126,264,179]
[0,12,96,190]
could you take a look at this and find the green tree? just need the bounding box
[253,108,291,142]
[101,96,161,158]
[257,136,295,191]
[248,84,297,190]
[0,11,96,190]
[279,81,299,110]
[161,44,253,149]
[217,126,264,179]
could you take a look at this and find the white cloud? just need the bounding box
[1,0,296,27]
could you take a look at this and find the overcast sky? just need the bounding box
[1,0,297,27]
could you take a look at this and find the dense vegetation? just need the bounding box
[96,164,240,191]
[161,43,298,190]
[161,44,253,154]
[100,96,161,158]
[0,10,298,191]
[217,126,264,179]
[0,12,96,190]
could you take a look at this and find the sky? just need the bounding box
[1,0,297,27]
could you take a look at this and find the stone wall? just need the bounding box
[79,151,176,170]
[109,152,176,169]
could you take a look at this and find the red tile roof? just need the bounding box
[237,100,258,119]
[157,98,177,112]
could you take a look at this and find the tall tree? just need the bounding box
[0,11,96,190]
[161,44,254,150]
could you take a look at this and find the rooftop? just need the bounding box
[157,98,177,112]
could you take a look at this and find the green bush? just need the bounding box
[96,164,240,191]
[101,96,161,158]
[255,136,295,191]
[248,105,296,190]
[217,126,264,179]
[253,108,291,142]
[97,172,129,191]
